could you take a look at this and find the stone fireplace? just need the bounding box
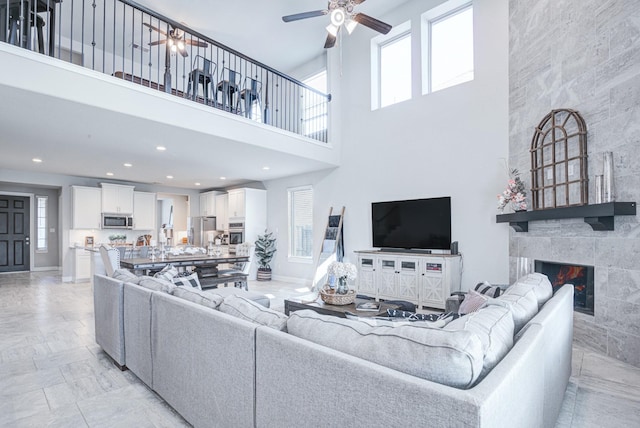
[509,1,640,368]
[535,260,594,315]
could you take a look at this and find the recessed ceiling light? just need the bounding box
[32,158,42,163]
[220,176,227,180]
[262,166,270,171]
[106,172,114,176]
[124,163,132,167]
[156,146,166,151]
[166,175,173,179]
[195,182,201,186]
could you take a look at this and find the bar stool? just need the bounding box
[240,77,262,120]
[187,56,217,106]
[216,67,242,113]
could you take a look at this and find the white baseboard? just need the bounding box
[61,276,73,283]
[32,266,61,272]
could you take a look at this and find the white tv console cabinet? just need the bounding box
[355,250,462,310]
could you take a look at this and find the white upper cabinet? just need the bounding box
[199,191,218,217]
[101,183,134,213]
[72,186,101,229]
[227,189,246,218]
[215,193,229,230]
[133,191,156,230]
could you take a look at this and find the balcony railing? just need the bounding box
[0,0,330,143]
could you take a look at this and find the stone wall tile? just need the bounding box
[608,329,640,367]
[595,238,640,270]
[573,312,608,354]
[607,268,640,304]
[600,298,640,336]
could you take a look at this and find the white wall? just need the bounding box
[264,0,510,288]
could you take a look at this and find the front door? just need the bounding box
[0,195,30,272]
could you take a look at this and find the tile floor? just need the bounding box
[1,271,639,427]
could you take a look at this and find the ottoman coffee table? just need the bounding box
[284,296,399,318]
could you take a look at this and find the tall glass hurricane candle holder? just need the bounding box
[603,152,614,202]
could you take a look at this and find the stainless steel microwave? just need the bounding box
[102,214,133,229]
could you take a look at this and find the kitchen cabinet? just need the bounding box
[72,186,101,229]
[355,251,461,309]
[133,191,156,230]
[199,191,219,217]
[101,183,134,214]
[215,193,228,230]
[227,189,246,218]
[73,247,92,282]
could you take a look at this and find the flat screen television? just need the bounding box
[371,197,451,251]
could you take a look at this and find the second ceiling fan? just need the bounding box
[282,0,392,49]
[144,23,207,57]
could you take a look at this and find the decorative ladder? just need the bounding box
[310,206,345,295]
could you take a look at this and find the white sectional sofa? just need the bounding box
[93,272,573,428]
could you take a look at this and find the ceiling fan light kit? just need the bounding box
[282,0,392,48]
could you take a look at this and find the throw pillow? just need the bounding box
[172,286,223,310]
[219,295,288,331]
[458,290,488,314]
[172,272,202,290]
[154,264,179,282]
[287,309,484,389]
[444,305,514,379]
[474,281,502,298]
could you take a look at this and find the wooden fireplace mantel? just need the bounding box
[495,202,637,232]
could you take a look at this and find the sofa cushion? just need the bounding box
[492,283,538,332]
[172,272,202,290]
[287,309,484,389]
[219,295,288,331]
[512,273,553,308]
[112,268,140,283]
[154,264,179,282]
[444,305,514,379]
[458,290,488,314]
[172,286,223,309]
[207,287,271,308]
[138,276,176,293]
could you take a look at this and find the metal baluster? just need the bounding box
[102,0,105,73]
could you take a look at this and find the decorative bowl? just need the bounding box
[320,286,356,305]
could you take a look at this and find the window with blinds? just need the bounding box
[288,186,313,260]
[36,196,48,252]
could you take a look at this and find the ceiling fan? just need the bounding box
[282,0,392,49]
[143,23,207,57]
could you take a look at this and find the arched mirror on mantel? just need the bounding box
[530,109,588,210]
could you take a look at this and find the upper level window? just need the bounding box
[372,21,412,110]
[423,1,474,93]
[288,186,313,261]
[36,196,47,252]
[302,70,328,140]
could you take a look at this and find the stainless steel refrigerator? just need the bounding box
[188,216,217,247]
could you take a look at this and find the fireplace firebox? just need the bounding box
[534,260,594,315]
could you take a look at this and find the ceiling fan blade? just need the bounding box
[179,49,189,58]
[148,39,167,46]
[352,0,367,4]
[282,10,327,22]
[143,22,167,36]
[324,32,337,49]
[185,39,208,48]
[353,13,392,34]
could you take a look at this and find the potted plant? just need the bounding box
[254,230,277,281]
